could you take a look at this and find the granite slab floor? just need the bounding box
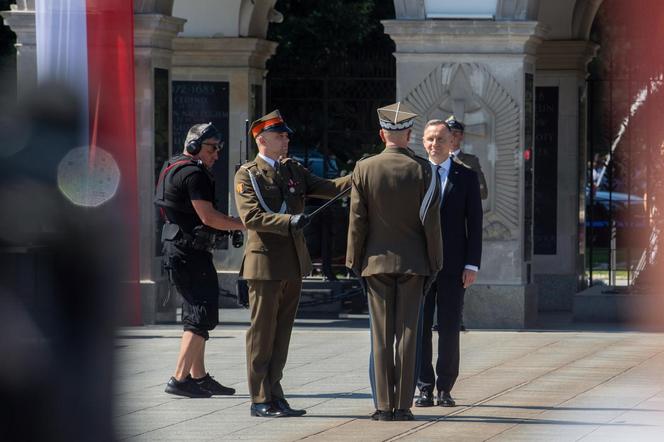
[114,320,664,441]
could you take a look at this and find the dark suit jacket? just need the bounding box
[440,160,483,276]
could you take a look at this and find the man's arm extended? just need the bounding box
[191,200,245,231]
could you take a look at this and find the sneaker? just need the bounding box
[165,376,212,398]
[190,373,235,396]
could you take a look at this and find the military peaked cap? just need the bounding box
[444,115,465,132]
[377,102,418,131]
[250,110,293,138]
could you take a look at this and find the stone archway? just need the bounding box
[403,62,520,241]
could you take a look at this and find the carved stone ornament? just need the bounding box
[403,63,521,240]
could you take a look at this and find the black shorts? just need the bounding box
[163,242,219,340]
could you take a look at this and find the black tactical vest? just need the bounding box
[154,155,213,214]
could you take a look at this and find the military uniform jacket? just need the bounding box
[234,155,351,280]
[456,151,488,200]
[346,147,443,277]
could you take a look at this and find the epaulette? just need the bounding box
[357,153,377,163]
[452,155,472,169]
[279,157,301,170]
[404,147,428,164]
[240,160,258,170]
[458,151,478,160]
[404,146,418,156]
[412,153,429,164]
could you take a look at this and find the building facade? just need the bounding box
[2,0,610,327]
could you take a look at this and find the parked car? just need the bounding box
[586,188,648,248]
[289,147,340,179]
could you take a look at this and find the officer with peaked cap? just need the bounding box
[346,102,443,421]
[234,110,351,417]
[444,116,488,200]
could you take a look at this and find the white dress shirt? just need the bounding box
[430,156,478,273]
[258,152,278,169]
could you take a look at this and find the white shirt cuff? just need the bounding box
[464,265,478,272]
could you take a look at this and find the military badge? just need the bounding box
[236,183,245,194]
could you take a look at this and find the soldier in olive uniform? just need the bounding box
[445,116,488,201]
[346,103,443,422]
[234,110,351,418]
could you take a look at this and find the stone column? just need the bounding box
[383,19,547,328]
[133,9,186,324]
[533,40,598,311]
[171,36,276,294]
[1,1,36,98]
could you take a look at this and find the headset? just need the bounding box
[185,122,221,155]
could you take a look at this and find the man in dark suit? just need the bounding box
[415,118,483,408]
[444,116,487,331]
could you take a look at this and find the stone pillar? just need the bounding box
[171,37,276,293]
[533,40,598,311]
[133,8,186,324]
[383,19,547,328]
[1,1,36,98]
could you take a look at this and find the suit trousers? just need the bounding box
[366,273,425,411]
[246,279,302,404]
[417,274,465,394]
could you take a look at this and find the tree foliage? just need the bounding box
[267,0,395,73]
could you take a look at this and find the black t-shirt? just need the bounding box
[164,165,215,234]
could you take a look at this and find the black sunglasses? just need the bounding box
[202,141,223,150]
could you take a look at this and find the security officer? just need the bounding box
[445,116,488,200]
[234,110,351,418]
[346,102,443,422]
[156,123,245,398]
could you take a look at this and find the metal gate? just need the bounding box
[586,0,664,289]
[267,51,396,166]
[266,51,395,278]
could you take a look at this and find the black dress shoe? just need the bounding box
[370,410,393,421]
[414,389,434,407]
[394,409,415,421]
[190,373,235,396]
[273,398,306,416]
[437,391,456,407]
[165,377,212,398]
[250,402,285,417]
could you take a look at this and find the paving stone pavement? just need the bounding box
[114,316,664,441]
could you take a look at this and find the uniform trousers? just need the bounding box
[245,279,302,404]
[366,273,425,411]
[417,273,465,394]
